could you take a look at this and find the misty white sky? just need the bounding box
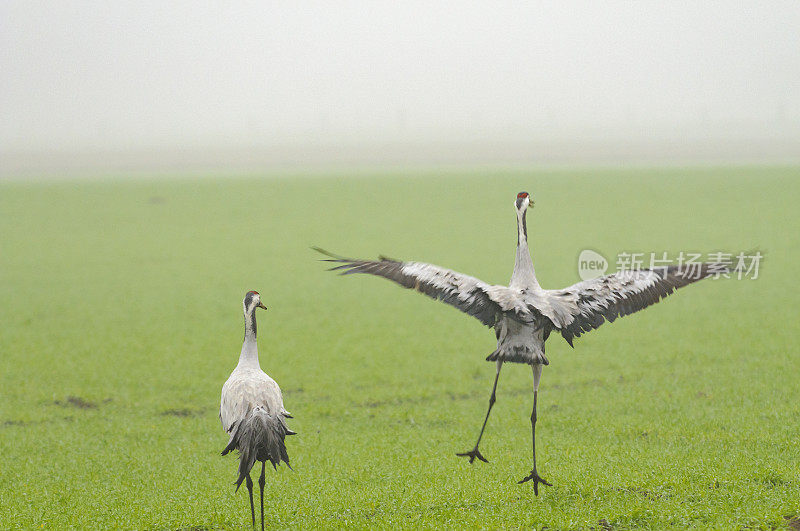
[2,1,799,173]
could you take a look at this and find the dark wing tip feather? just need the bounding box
[312,246,352,261]
[562,332,574,348]
[314,247,401,271]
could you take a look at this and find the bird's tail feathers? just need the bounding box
[223,407,292,491]
[221,423,239,456]
[486,346,549,365]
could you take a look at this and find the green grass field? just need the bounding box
[1,167,799,529]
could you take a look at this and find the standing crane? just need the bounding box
[220,291,294,529]
[315,191,727,495]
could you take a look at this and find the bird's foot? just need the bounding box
[456,446,489,464]
[518,469,552,495]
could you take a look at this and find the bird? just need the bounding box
[315,191,728,495]
[220,291,294,529]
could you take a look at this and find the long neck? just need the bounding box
[510,208,540,289]
[238,308,260,368]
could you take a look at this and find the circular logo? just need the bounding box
[577,249,608,281]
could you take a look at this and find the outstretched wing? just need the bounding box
[314,247,530,327]
[542,263,728,346]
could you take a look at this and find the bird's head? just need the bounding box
[515,191,533,212]
[243,290,267,313]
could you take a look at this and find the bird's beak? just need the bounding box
[257,302,267,310]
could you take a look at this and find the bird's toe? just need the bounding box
[456,447,489,464]
[518,470,551,495]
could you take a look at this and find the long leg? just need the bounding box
[258,461,266,531]
[245,473,255,527]
[457,360,502,464]
[519,364,552,494]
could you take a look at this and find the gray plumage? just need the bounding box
[316,191,728,493]
[220,291,293,527]
[222,406,291,489]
